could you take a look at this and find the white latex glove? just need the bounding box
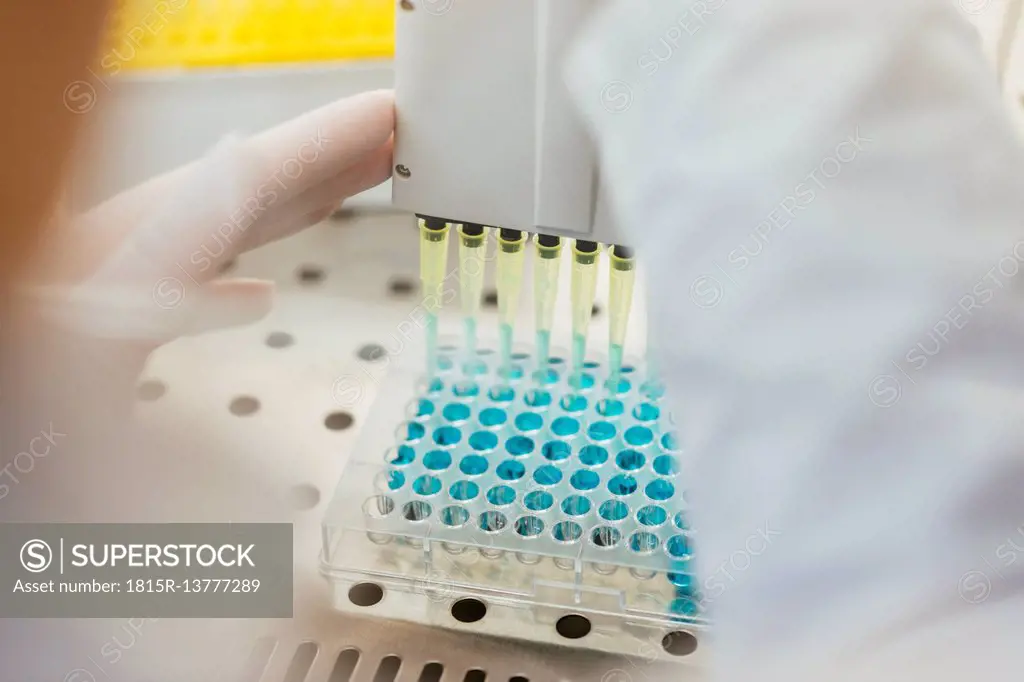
[22,89,393,345]
[567,1,1024,680]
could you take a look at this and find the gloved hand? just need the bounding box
[20,89,394,345]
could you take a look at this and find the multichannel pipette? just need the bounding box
[570,240,600,382]
[533,235,563,367]
[417,215,451,375]
[495,229,527,374]
[608,245,636,382]
[457,223,488,351]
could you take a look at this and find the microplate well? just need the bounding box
[321,340,703,662]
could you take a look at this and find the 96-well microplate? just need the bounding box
[322,342,704,662]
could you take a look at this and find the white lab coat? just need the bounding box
[566,0,1024,679]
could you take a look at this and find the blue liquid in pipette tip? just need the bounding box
[609,343,624,378]
[426,311,439,375]
[536,329,551,366]
[499,323,514,371]
[464,316,477,352]
[571,332,587,378]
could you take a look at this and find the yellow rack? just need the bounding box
[104,0,395,71]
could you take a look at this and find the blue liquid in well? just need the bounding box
[633,403,660,422]
[584,360,599,370]
[386,470,405,490]
[646,478,675,501]
[666,535,692,558]
[436,355,454,372]
[496,459,527,481]
[579,444,609,466]
[413,474,442,496]
[533,464,563,486]
[541,441,571,462]
[425,377,444,394]
[536,329,551,365]
[629,531,659,554]
[488,385,515,403]
[441,505,470,527]
[415,399,435,418]
[452,381,480,398]
[551,416,580,437]
[404,422,426,442]
[661,431,681,452]
[459,454,489,476]
[524,490,554,511]
[515,412,543,432]
[605,377,631,394]
[637,505,668,526]
[561,495,592,516]
[512,352,530,361]
[669,598,699,618]
[668,571,695,591]
[674,511,689,531]
[389,445,416,466]
[624,425,654,448]
[479,407,507,428]
[469,430,499,452]
[525,389,552,408]
[570,372,596,391]
[450,480,479,501]
[506,435,535,457]
[553,521,583,543]
[640,379,666,400]
[498,364,525,381]
[588,421,616,442]
[616,449,645,471]
[532,368,560,385]
[570,469,600,491]
[462,359,489,376]
[486,485,517,506]
[548,356,565,365]
[515,516,544,537]
[608,474,638,496]
[560,394,587,413]
[433,425,462,447]
[443,403,471,423]
[653,454,680,476]
[596,398,624,418]
[422,450,452,471]
[599,499,629,522]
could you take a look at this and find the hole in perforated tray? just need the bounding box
[288,484,320,510]
[297,264,326,284]
[373,655,402,682]
[418,662,444,682]
[136,379,166,401]
[283,641,318,682]
[464,670,487,682]
[662,630,699,657]
[329,649,361,682]
[348,582,384,607]
[388,276,418,297]
[229,395,260,416]
[325,411,355,431]
[555,614,592,640]
[266,331,294,349]
[451,597,487,623]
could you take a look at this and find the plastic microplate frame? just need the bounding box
[322,340,705,661]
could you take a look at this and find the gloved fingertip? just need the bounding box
[181,278,275,337]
